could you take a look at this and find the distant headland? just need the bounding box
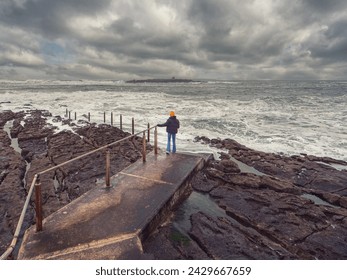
[126,77,194,83]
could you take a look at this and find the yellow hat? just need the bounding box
[170,111,175,117]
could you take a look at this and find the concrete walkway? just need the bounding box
[18,151,209,260]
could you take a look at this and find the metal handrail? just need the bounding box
[0,174,38,260]
[39,125,157,176]
[0,125,158,260]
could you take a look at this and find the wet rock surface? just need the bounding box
[0,110,147,257]
[144,136,347,259]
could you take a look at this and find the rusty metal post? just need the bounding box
[120,114,123,130]
[147,123,150,142]
[142,131,146,162]
[154,126,158,155]
[35,176,43,232]
[132,117,135,135]
[105,150,110,187]
[111,112,113,126]
[88,112,90,122]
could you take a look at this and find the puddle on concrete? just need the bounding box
[301,193,339,208]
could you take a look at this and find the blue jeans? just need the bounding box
[166,133,176,153]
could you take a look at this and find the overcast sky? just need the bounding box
[1,0,347,80]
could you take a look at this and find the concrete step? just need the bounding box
[18,151,210,259]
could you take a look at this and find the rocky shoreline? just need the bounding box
[1,110,347,259]
[0,110,147,257]
[144,137,347,259]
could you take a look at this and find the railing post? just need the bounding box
[154,126,158,155]
[74,112,77,120]
[35,175,43,232]
[65,108,68,117]
[104,112,106,123]
[120,114,123,130]
[88,112,90,122]
[68,111,71,120]
[111,112,113,126]
[142,131,146,162]
[147,123,150,142]
[132,117,135,135]
[105,150,110,187]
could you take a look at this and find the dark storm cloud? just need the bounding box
[0,0,111,37]
[185,0,290,72]
[93,17,190,59]
[309,19,347,62]
[303,0,347,13]
[0,0,347,80]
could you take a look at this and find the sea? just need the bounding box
[0,79,346,161]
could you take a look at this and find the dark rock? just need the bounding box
[10,119,24,138]
[0,111,15,127]
[210,138,221,145]
[144,225,210,259]
[194,136,210,144]
[0,119,28,255]
[190,170,219,193]
[52,115,62,123]
[299,224,347,259]
[260,175,302,194]
[214,159,241,174]
[305,154,347,166]
[189,212,295,259]
[208,185,347,259]
[0,110,151,258]
[17,111,53,142]
[206,137,347,195]
[147,136,347,259]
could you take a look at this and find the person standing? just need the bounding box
[157,111,180,154]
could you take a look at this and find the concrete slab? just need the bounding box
[18,151,208,259]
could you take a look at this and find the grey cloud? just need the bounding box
[0,0,347,80]
[303,19,347,64]
[0,0,111,38]
[77,14,198,68]
[303,0,347,13]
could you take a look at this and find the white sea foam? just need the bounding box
[1,80,346,161]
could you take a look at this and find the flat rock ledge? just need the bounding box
[144,136,347,260]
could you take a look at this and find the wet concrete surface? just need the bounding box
[18,151,208,259]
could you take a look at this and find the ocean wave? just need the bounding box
[1,80,346,161]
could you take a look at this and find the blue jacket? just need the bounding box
[158,116,180,134]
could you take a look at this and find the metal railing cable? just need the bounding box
[0,125,158,260]
[38,125,157,176]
